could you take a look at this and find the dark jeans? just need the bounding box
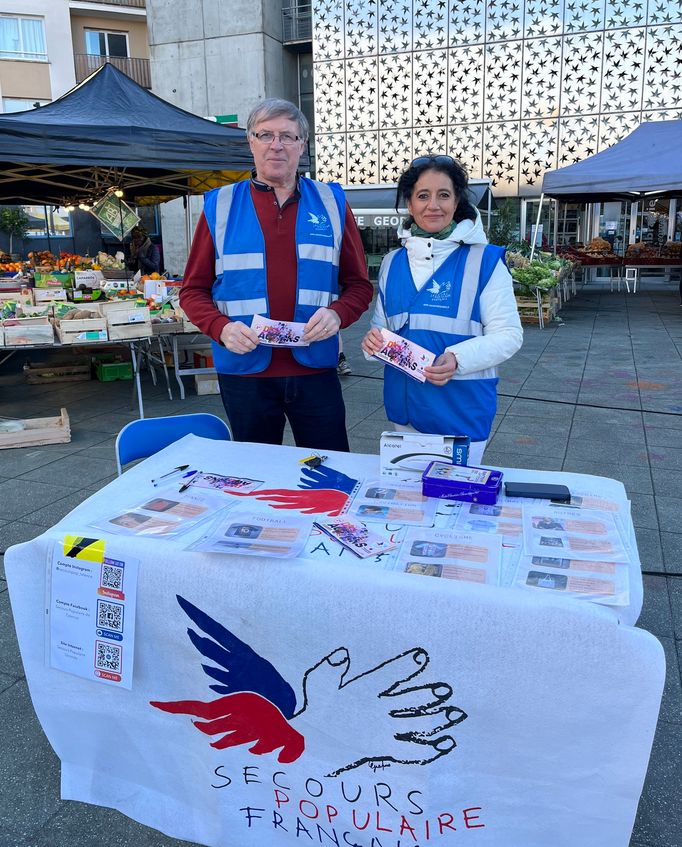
[217,370,350,452]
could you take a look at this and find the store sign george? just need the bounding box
[354,214,407,228]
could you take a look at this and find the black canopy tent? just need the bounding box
[0,63,256,208]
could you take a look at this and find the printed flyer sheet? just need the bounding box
[450,497,528,538]
[395,527,502,585]
[347,478,439,527]
[300,522,405,569]
[372,328,435,382]
[90,486,231,539]
[188,511,313,558]
[522,505,632,564]
[251,316,309,347]
[189,472,264,494]
[314,517,398,559]
[514,555,629,605]
[47,537,139,689]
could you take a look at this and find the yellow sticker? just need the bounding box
[62,535,106,563]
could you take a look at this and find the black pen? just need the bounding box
[179,471,200,493]
[151,465,190,486]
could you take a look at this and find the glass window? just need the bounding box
[23,205,72,238]
[85,30,128,58]
[0,15,46,61]
[3,98,49,113]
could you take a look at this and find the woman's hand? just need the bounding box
[361,327,384,356]
[423,352,457,386]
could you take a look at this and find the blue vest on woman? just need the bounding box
[379,241,505,442]
[203,177,346,374]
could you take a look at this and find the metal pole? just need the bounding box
[184,194,192,261]
[43,206,52,254]
[520,198,527,246]
[552,199,559,254]
[529,193,544,261]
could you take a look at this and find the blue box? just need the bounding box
[421,462,503,505]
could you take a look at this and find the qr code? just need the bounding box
[101,564,123,591]
[97,600,124,633]
[95,641,122,673]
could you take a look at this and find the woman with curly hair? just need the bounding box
[362,155,522,465]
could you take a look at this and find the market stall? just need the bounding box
[5,435,664,847]
[0,63,266,420]
[540,120,682,285]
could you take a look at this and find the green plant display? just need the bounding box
[0,207,30,255]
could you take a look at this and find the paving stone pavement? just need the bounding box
[1,277,681,846]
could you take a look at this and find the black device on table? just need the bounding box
[504,481,571,501]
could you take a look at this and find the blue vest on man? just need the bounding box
[380,242,505,442]
[204,177,346,374]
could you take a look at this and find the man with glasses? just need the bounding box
[180,99,373,450]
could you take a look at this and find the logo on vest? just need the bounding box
[308,211,329,233]
[426,279,451,302]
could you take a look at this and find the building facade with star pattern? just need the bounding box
[309,0,682,201]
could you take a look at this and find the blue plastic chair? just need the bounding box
[115,413,231,475]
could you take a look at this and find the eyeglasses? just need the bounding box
[252,131,301,145]
[410,155,455,168]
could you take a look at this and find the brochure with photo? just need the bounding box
[188,511,313,558]
[90,487,231,540]
[394,527,502,585]
[521,505,632,564]
[371,328,435,383]
[450,496,531,539]
[314,517,398,559]
[514,555,629,606]
[251,316,309,347]
[300,522,405,568]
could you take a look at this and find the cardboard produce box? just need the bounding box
[34,272,74,289]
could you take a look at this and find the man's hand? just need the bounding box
[423,352,457,386]
[303,308,342,343]
[219,321,259,354]
[361,327,384,356]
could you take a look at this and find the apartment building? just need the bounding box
[0,0,149,110]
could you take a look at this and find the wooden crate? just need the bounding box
[24,357,91,384]
[32,288,67,305]
[152,308,184,335]
[3,316,54,346]
[106,306,152,340]
[0,408,71,449]
[55,310,108,345]
[15,303,53,318]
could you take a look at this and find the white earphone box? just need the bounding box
[379,431,469,480]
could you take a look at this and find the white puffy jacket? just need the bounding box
[370,212,523,374]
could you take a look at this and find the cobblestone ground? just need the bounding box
[1,277,681,846]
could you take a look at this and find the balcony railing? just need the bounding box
[74,54,151,88]
[71,0,145,7]
[282,5,312,43]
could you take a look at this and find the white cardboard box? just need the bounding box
[379,431,470,480]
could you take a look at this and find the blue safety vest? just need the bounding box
[203,177,346,374]
[379,242,505,442]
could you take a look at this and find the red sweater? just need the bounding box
[180,182,373,377]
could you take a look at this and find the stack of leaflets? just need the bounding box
[396,527,502,585]
[188,511,313,558]
[371,328,435,382]
[314,517,398,559]
[346,478,439,527]
[251,316,309,347]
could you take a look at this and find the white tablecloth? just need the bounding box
[6,435,664,847]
